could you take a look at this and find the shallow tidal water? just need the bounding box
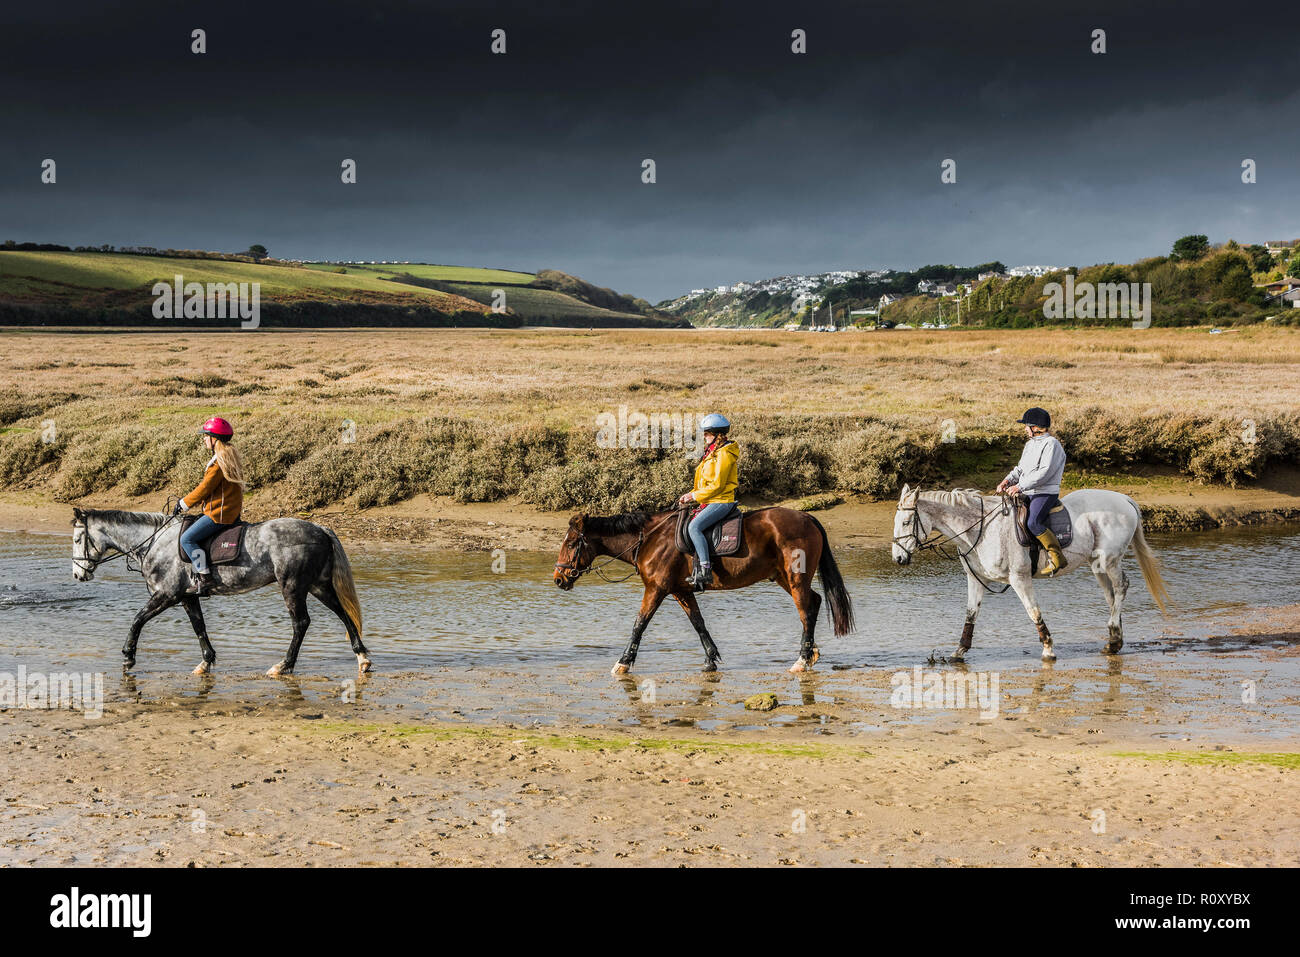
[2,524,1299,741]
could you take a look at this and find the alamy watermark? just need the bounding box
[0,666,104,718]
[1042,275,1152,328]
[596,405,708,453]
[152,274,260,329]
[890,666,999,719]
[49,887,150,937]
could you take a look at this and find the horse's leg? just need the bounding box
[268,583,311,677]
[953,572,985,661]
[673,590,721,672]
[612,586,667,676]
[1008,572,1055,661]
[181,596,217,675]
[1089,555,1117,653]
[1102,554,1128,654]
[788,584,822,674]
[309,582,372,672]
[770,544,822,673]
[122,592,177,669]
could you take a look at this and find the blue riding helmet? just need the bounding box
[700,413,731,432]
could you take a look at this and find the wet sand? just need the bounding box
[4,606,1297,867]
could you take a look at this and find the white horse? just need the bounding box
[891,485,1170,661]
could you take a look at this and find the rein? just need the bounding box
[554,529,644,584]
[894,491,1013,594]
[74,498,181,575]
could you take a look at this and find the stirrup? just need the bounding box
[1037,558,1067,579]
[186,572,213,596]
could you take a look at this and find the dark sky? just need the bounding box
[3,0,1297,302]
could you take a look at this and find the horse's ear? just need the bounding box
[899,483,911,500]
[568,514,585,530]
[72,506,83,522]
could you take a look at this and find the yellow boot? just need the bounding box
[1034,530,1068,577]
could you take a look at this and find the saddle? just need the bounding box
[675,503,744,558]
[1010,494,1072,576]
[178,515,249,566]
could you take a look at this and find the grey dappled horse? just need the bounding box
[71,507,370,676]
[892,486,1170,661]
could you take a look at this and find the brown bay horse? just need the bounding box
[553,506,854,674]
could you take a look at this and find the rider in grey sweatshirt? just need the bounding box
[996,407,1069,576]
[1003,432,1066,495]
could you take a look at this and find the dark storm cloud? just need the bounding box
[2,0,1297,301]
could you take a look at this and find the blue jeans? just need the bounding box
[180,514,235,572]
[688,502,735,565]
[1026,494,1061,536]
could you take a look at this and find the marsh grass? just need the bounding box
[2,327,1298,513]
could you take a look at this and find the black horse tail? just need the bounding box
[327,530,363,639]
[809,515,855,637]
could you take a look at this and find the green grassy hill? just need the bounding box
[0,251,685,328]
[304,261,686,327]
[0,251,485,309]
[300,262,536,285]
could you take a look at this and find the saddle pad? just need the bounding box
[1013,499,1074,548]
[178,515,249,566]
[675,505,744,557]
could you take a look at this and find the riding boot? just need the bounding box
[687,557,713,592]
[1033,530,1068,577]
[185,570,213,596]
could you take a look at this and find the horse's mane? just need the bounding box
[75,508,169,527]
[918,488,988,511]
[583,510,656,536]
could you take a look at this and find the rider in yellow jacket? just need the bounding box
[678,413,740,590]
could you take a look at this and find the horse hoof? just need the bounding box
[193,661,211,676]
[357,653,373,673]
[952,647,967,661]
[789,659,807,674]
[1041,650,1057,662]
[1104,642,1122,655]
[702,661,718,674]
[122,659,135,670]
[612,662,630,676]
[267,662,292,677]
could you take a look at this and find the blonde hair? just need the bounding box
[212,439,246,486]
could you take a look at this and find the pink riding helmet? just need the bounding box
[200,416,234,440]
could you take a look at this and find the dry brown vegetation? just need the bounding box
[2,326,1299,514]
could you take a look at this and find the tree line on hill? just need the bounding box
[669,237,1300,328]
[2,240,274,263]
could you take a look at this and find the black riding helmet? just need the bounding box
[1017,407,1051,429]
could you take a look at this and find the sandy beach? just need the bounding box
[4,603,1297,868]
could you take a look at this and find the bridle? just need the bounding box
[554,529,644,585]
[893,490,1013,594]
[73,501,181,576]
